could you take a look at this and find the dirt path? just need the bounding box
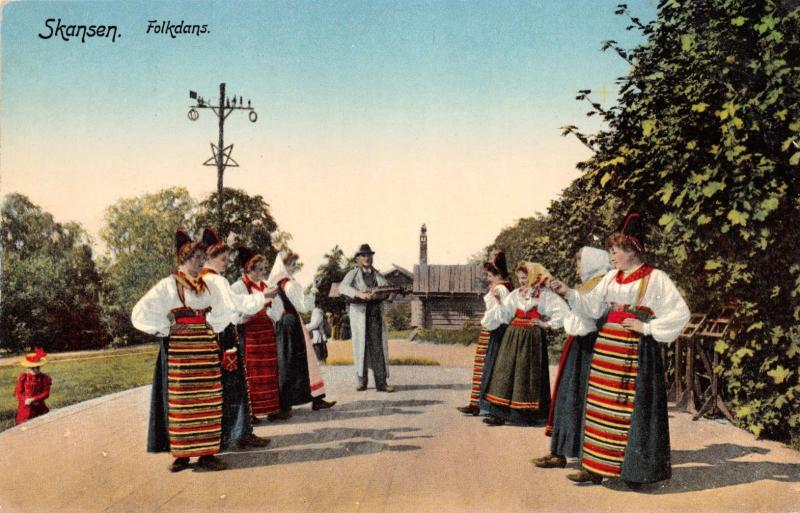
[1,354,798,513]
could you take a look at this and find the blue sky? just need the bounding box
[1,0,657,279]
[2,1,655,139]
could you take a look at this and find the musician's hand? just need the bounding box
[622,318,645,334]
[24,398,34,406]
[549,279,569,296]
[356,291,372,301]
[264,287,280,299]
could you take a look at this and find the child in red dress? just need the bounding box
[14,347,52,425]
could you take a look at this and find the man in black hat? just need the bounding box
[338,244,395,392]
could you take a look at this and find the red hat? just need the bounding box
[20,347,47,368]
[620,212,646,252]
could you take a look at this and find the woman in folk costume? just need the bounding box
[534,247,613,469]
[231,245,283,421]
[456,250,514,416]
[199,228,272,450]
[267,250,336,414]
[483,262,570,426]
[14,347,52,425]
[131,229,231,472]
[550,213,690,487]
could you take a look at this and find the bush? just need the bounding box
[547,331,569,365]
[386,303,412,331]
[416,321,482,346]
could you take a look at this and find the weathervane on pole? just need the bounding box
[187,83,257,229]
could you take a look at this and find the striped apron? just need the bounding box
[243,308,281,417]
[166,306,223,458]
[469,330,491,406]
[581,304,654,477]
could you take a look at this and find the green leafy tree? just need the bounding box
[99,187,196,345]
[562,0,800,440]
[489,213,552,277]
[1,194,106,352]
[193,187,287,281]
[311,245,352,330]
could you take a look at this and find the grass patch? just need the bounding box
[327,357,355,366]
[389,356,439,366]
[327,356,439,366]
[1,347,158,433]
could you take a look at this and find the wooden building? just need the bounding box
[383,264,414,304]
[411,224,487,329]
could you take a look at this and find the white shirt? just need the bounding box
[486,286,569,330]
[131,276,232,336]
[202,272,266,325]
[268,278,316,318]
[230,279,282,323]
[480,283,513,331]
[566,266,690,343]
[306,307,327,344]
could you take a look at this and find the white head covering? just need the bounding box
[266,250,292,288]
[579,246,613,283]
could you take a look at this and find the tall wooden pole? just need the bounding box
[217,82,226,230]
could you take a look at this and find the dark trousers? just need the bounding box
[361,303,387,387]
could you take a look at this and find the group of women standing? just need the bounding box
[458,213,690,488]
[131,228,335,472]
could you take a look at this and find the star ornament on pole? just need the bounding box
[203,143,239,168]
[185,83,257,229]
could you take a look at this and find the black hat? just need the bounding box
[620,212,646,252]
[483,250,509,278]
[236,245,256,270]
[175,228,199,260]
[201,227,227,254]
[355,243,375,257]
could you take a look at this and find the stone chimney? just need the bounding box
[419,224,428,265]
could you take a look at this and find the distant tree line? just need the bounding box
[1,187,291,351]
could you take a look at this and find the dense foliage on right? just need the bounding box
[491,0,800,443]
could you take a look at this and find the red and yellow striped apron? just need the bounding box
[166,307,223,458]
[469,330,491,406]
[581,305,653,477]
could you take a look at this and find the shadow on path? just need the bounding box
[599,444,800,494]
[264,426,432,450]
[276,399,444,424]
[394,383,470,392]
[221,426,426,469]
